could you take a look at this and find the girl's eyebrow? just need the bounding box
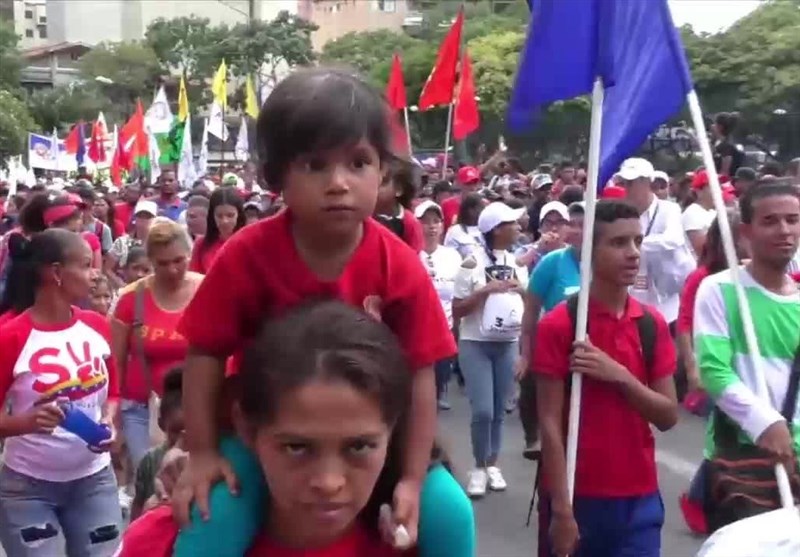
[271,431,385,442]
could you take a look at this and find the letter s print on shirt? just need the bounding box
[29,340,108,402]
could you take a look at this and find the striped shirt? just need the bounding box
[694,267,800,457]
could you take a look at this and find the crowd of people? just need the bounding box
[0,68,797,557]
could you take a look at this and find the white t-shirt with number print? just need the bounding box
[454,249,529,342]
[0,308,117,482]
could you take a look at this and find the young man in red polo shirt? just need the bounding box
[532,200,678,557]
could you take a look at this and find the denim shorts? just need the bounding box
[0,465,122,557]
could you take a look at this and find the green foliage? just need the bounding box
[0,90,37,157]
[321,29,421,76]
[0,20,21,91]
[26,86,114,135]
[78,41,162,106]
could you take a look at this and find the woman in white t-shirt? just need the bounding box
[416,200,462,411]
[682,170,717,258]
[453,202,528,499]
[0,229,121,557]
[444,193,485,259]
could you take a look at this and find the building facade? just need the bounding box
[6,0,48,48]
[301,0,410,50]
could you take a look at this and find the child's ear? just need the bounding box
[231,401,257,449]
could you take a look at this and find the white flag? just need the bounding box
[145,86,174,135]
[147,126,161,183]
[197,118,209,177]
[207,100,229,141]
[51,128,60,171]
[178,117,196,187]
[234,116,249,162]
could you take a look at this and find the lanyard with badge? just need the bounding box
[634,203,660,291]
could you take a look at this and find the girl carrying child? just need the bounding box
[170,67,471,556]
[121,301,473,556]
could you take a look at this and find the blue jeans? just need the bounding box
[539,493,664,557]
[458,339,517,467]
[120,400,150,470]
[0,465,122,557]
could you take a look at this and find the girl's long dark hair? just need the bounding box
[0,229,76,315]
[201,187,246,255]
[700,210,740,274]
[238,300,412,534]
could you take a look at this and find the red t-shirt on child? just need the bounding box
[177,210,455,371]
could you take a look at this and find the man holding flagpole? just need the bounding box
[533,200,678,557]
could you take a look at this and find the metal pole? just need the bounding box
[441,103,454,181]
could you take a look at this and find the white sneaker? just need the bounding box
[466,469,488,498]
[486,466,507,491]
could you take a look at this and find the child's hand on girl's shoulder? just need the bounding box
[171,450,239,525]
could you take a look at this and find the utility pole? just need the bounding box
[248,0,256,21]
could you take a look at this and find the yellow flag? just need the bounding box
[211,60,227,109]
[178,75,189,122]
[245,76,259,119]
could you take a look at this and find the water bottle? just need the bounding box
[59,402,111,447]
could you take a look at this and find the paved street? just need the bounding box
[437,390,708,557]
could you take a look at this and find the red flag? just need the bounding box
[88,120,106,163]
[418,8,464,110]
[385,53,407,110]
[110,135,129,185]
[453,51,480,140]
[119,100,147,166]
[64,123,82,154]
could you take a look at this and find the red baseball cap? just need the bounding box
[692,170,729,191]
[601,185,627,199]
[457,166,481,185]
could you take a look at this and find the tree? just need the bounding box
[321,29,422,76]
[228,12,316,78]
[145,16,228,78]
[78,41,163,108]
[26,86,114,134]
[0,90,37,158]
[0,20,21,91]
[682,1,800,159]
[467,30,525,118]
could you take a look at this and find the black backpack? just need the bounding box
[565,293,657,373]
[526,293,658,526]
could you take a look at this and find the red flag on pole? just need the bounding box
[418,8,464,110]
[385,53,407,110]
[88,120,107,163]
[453,51,480,140]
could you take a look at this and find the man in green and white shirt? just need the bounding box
[694,183,800,465]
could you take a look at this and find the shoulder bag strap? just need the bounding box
[781,341,800,423]
[132,280,154,396]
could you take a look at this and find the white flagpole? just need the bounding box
[686,90,794,508]
[566,77,604,500]
[403,107,413,155]
[441,102,454,180]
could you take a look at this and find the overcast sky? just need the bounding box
[668,0,763,33]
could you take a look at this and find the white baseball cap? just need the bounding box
[617,158,655,181]
[538,201,569,224]
[653,170,669,183]
[477,202,526,234]
[413,199,443,220]
[133,199,158,217]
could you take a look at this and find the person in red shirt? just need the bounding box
[173,67,456,554]
[116,182,142,233]
[374,157,423,251]
[111,218,201,469]
[441,166,483,230]
[532,200,678,557]
[189,187,246,274]
[118,302,473,557]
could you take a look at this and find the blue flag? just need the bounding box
[509,0,693,186]
[76,122,86,167]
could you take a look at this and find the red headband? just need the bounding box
[44,205,79,227]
